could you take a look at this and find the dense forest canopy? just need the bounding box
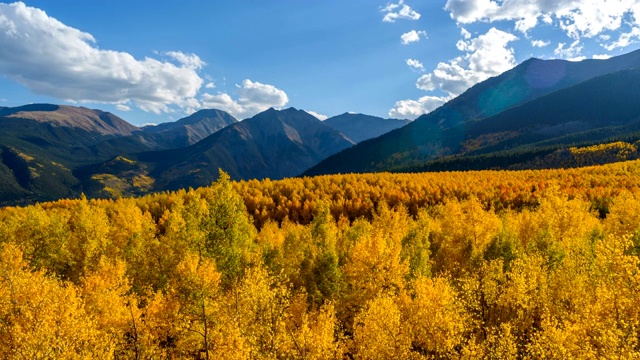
[2,162,640,358]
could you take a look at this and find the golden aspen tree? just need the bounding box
[303,203,342,305]
[66,197,112,282]
[80,257,158,358]
[287,293,344,359]
[461,323,518,360]
[352,293,411,359]
[0,205,73,278]
[342,210,409,326]
[255,220,286,274]
[232,266,292,359]
[431,197,501,276]
[401,209,432,280]
[604,190,640,239]
[201,170,257,285]
[588,234,640,357]
[0,244,112,358]
[138,289,187,358]
[105,199,159,291]
[168,253,236,359]
[400,276,467,356]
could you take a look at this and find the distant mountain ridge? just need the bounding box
[323,113,410,143]
[5,49,640,205]
[0,105,240,203]
[305,48,640,176]
[141,109,238,148]
[0,104,139,136]
[128,107,355,191]
[0,104,142,204]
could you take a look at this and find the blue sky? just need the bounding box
[1,1,640,125]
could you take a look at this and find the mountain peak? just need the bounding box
[259,107,300,115]
[306,48,640,176]
[141,108,238,147]
[324,113,410,143]
[0,103,138,136]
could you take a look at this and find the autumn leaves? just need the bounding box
[1,163,640,357]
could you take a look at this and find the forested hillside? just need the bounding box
[2,161,640,358]
[397,138,640,173]
[306,52,640,176]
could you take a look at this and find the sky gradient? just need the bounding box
[0,1,639,125]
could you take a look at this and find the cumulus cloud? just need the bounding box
[593,53,612,59]
[401,30,427,44]
[201,79,289,119]
[0,2,205,114]
[531,39,550,47]
[554,40,585,60]
[205,82,216,89]
[406,58,425,71]
[460,27,472,39]
[389,95,452,120]
[416,27,518,96]
[444,0,640,46]
[382,0,421,22]
[604,26,640,50]
[305,110,328,121]
[390,28,517,119]
[164,51,205,70]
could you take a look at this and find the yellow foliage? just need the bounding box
[353,294,411,359]
[0,244,113,358]
[3,165,640,358]
[402,277,467,355]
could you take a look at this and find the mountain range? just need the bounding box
[0,103,402,203]
[119,108,355,191]
[305,49,640,175]
[323,113,410,143]
[4,49,640,204]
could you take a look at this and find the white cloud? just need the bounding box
[0,2,204,114]
[205,82,216,89]
[531,39,550,47]
[554,40,584,60]
[416,27,518,96]
[305,110,328,121]
[201,93,243,116]
[444,0,640,43]
[460,27,472,39]
[382,0,421,22]
[389,95,452,119]
[164,51,205,70]
[400,30,427,44]
[406,58,425,71]
[115,104,132,111]
[391,28,517,119]
[201,79,289,119]
[604,26,640,50]
[592,53,612,59]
